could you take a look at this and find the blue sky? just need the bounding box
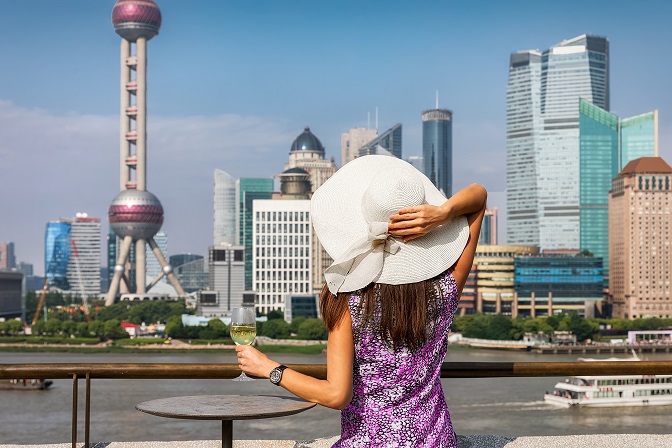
[1,0,671,273]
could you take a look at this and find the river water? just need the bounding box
[1,349,672,444]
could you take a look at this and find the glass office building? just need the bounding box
[358,123,402,159]
[507,35,609,250]
[422,109,453,197]
[579,99,657,281]
[237,178,274,290]
[213,169,237,246]
[515,255,603,317]
[45,221,71,289]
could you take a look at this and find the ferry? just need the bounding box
[544,351,672,407]
[0,379,53,391]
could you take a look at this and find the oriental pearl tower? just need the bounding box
[105,0,185,305]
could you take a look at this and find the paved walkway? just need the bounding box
[3,434,672,448]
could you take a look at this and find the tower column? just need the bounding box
[136,37,147,191]
[120,39,131,190]
[136,239,147,293]
[105,236,133,306]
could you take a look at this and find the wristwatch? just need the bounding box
[270,365,288,386]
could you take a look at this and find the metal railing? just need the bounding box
[3,361,672,447]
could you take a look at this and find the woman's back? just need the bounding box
[334,270,459,448]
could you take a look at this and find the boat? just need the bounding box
[543,350,672,407]
[0,379,53,391]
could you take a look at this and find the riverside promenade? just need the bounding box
[4,434,672,448]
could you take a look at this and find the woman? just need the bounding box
[236,155,486,447]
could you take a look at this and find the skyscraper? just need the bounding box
[579,99,657,280]
[0,242,16,271]
[609,157,672,319]
[358,123,402,159]
[341,127,377,166]
[45,221,71,289]
[422,109,453,196]
[145,231,168,283]
[507,35,610,250]
[479,208,498,245]
[45,216,102,296]
[105,0,185,305]
[237,178,274,290]
[68,214,102,297]
[213,169,237,246]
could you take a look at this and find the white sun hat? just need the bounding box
[311,155,469,295]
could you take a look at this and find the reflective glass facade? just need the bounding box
[359,123,402,159]
[579,100,657,281]
[422,109,452,197]
[45,221,71,289]
[237,178,274,290]
[213,169,237,246]
[621,111,658,167]
[515,256,604,299]
[507,35,609,250]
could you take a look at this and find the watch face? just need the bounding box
[270,370,281,384]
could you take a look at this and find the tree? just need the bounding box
[103,319,128,340]
[566,312,596,342]
[290,316,306,335]
[267,310,284,321]
[45,319,62,335]
[75,322,90,338]
[297,318,328,340]
[88,320,104,339]
[199,319,228,340]
[6,320,23,335]
[260,319,290,339]
[0,321,7,335]
[60,320,77,336]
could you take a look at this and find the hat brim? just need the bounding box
[311,155,469,291]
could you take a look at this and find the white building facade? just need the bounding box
[253,199,312,315]
[145,231,168,283]
[68,215,101,297]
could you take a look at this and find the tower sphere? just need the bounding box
[112,0,162,41]
[108,189,164,240]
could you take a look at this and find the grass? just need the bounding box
[0,336,100,345]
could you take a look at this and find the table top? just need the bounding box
[136,394,316,421]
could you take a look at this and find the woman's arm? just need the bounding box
[388,183,487,293]
[235,311,354,410]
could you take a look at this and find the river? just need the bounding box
[1,349,671,444]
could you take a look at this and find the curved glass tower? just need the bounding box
[45,221,71,289]
[422,109,453,197]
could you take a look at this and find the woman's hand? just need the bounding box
[235,345,279,378]
[388,203,453,242]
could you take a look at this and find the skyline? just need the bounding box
[1,0,672,274]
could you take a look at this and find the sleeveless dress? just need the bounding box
[333,270,459,448]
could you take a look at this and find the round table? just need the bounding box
[136,394,317,448]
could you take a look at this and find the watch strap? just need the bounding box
[270,365,288,386]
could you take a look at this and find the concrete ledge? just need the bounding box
[3,434,672,448]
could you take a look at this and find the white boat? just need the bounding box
[544,351,672,407]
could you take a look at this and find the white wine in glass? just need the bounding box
[231,307,256,381]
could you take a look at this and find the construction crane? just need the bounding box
[70,240,91,322]
[31,278,50,326]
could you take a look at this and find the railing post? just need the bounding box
[85,372,91,447]
[71,373,78,448]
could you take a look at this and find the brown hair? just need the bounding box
[320,278,441,352]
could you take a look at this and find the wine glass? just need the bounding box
[230,307,257,381]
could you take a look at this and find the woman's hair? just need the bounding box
[320,278,441,352]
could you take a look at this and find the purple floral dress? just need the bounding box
[333,270,459,448]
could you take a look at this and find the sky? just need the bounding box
[1,0,672,274]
